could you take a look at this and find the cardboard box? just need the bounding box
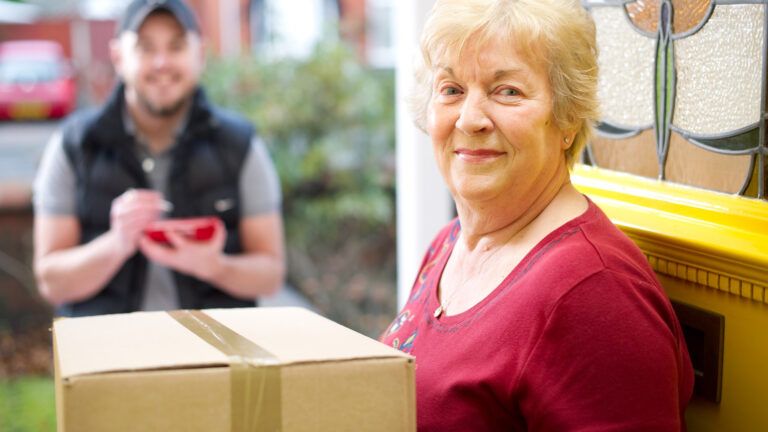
[53,307,415,431]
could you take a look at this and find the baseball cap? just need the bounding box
[115,0,201,36]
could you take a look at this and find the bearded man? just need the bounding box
[33,0,285,316]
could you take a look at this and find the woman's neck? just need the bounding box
[454,164,585,252]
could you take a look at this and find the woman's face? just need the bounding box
[427,37,569,208]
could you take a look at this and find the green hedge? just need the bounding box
[203,40,397,336]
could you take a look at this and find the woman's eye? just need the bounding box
[499,88,520,97]
[440,86,461,96]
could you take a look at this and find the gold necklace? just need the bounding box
[433,243,507,318]
[433,283,464,318]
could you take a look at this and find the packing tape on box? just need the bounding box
[169,310,282,432]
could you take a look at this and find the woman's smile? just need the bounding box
[453,148,507,163]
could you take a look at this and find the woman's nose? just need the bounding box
[455,93,493,135]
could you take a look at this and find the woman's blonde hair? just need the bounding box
[411,0,599,167]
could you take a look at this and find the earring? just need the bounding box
[564,137,570,144]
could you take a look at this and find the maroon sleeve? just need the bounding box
[516,269,691,432]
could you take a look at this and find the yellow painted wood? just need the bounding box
[573,165,768,299]
[662,275,768,432]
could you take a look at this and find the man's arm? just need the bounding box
[138,211,285,299]
[205,212,285,298]
[34,190,168,306]
[34,215,128,305]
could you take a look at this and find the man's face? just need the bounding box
[112,10,203,117]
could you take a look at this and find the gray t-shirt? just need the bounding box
[33,124,282,311]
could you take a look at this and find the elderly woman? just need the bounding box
[381,0,694,430]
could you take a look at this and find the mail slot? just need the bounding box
[671,300,724,404]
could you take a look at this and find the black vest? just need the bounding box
[58,84,257,316]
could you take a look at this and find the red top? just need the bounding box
[381,200,693,431]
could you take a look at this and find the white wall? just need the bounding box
[394,0,452,308]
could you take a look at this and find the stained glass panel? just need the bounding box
[665,132,752,193]
[741,159,765,198]
[589,130,753,193]
[589,130,659,178]
[673,4,763,134]
[626,0,711,34]
[592,7,655,128]
[682,127,760,153]
[586,0,767,199]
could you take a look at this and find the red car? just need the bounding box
[0,40,77,120]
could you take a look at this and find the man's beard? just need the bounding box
[137,91,191,118]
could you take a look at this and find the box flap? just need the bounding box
[55,311,228,379]
[54,307,409,379]
[206,307,410,364]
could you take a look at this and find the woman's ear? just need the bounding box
[561,132,576,150]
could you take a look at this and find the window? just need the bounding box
[583,0,767,199]
[250,0,339,59]
[366,0,394,68]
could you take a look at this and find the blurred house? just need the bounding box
[0,0,393,106]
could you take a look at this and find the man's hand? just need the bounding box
[33,188,170,306]
[138,218,227,281]
[110,189,167,259]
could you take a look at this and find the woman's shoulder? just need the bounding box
[577,201,659,282]
[523,201,659,296]
[524,227,676,342]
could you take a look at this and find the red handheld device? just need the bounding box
[144,217,218,243]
